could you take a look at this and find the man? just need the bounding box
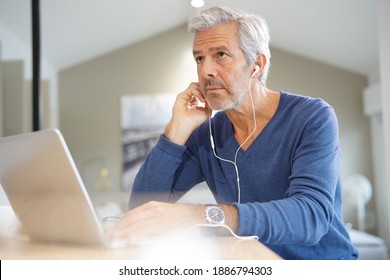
[111,6,358,260]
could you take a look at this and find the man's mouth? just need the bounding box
[206,86,224,91]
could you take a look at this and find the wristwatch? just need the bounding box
[205,205,225,225]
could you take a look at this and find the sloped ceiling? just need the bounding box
[0,0,379,79]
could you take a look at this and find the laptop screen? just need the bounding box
[0,129,109,246]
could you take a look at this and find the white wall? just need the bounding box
[0,22,59,129]
[0,42,2,137]
[363,82,389,243]
[378,0,390,246]
[0,23,31,79]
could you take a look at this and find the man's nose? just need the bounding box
[200,58,218,79]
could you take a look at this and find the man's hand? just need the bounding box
[107,201,239,242]
[164,83,210,145]
[107,201,205,241]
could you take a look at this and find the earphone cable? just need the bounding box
[189,223,259,241]
[208,72,257,204]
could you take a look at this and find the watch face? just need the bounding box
[207,206,225,224]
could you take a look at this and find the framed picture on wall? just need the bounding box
[120,93,176,191]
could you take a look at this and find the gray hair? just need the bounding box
[188,6,271,85]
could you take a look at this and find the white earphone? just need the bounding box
[209,63,259,203]
[251,65,260,78]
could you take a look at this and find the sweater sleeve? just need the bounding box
[235,106,341,245]
[128,134,204,209]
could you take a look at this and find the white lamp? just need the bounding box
[343,174,373,231]
[191,0,204,8]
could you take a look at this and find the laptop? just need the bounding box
[0,128,125,247]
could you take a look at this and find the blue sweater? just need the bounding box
[130,92,358,260]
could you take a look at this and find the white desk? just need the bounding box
[0,233,282,260]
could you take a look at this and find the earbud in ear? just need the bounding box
[251,65,260,78]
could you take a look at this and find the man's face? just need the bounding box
[193,22,251,111]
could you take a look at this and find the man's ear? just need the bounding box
[256,53,267,73]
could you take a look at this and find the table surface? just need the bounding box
[0,233,282,260]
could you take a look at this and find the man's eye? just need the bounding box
[195,56,204,64]
[217,52,228,58]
